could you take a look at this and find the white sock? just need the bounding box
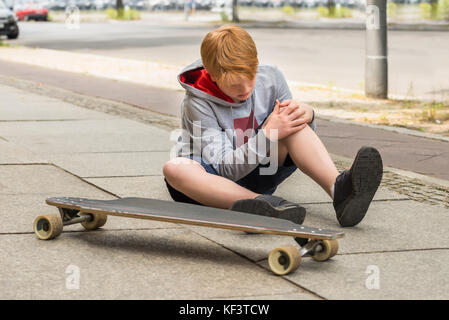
[331,183,335,200]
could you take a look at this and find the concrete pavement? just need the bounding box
[1,76,449,299]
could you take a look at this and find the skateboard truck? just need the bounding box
[267,238,339,275]
[34,207,107,241]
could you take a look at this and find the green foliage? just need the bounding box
[387,2,398,18]
[317,5,352,18]
[221,11,229,22]
[282,5,295,16]
[420,0,449,20]
[0,40,11,47]
[420,2,433,19]
[438,0,449,19]
[419,101,449,122]
[106,8,141,20]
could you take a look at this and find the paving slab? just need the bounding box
[0,118,169,137]
[0,230,314,299]
[303,200,449,254]
[258,249,449,299]
[0,119,173,154]
[85,176,173,200]
[0,140,47,164]
[184,200,449,262]
[274,171,408,203]
[8,134,174,155]
[0,85,115,121]
[0,165,179,233]
[0,164,101,195]
[49,151,170,178]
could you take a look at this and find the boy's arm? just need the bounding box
[274,66,317,132]
[179,97,272,182]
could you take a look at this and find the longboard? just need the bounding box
[34,197,345,275]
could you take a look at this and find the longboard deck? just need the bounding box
[46,197,344,240]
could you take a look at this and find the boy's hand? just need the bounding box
[279,99,314,125]
[262,99,309,141]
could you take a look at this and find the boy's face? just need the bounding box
[212,74,256,103]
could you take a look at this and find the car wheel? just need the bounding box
[7,28,19,39]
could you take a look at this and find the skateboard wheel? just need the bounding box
[312,239,339,262]
[268,245,301,276]
[80,212,107,230]
[33,214,63,240]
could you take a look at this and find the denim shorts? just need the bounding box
[164,153,298,206]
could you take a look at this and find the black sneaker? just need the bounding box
[333,146,383,227]
[230,194,306,225]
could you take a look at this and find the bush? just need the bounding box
[420,2,432,19]
[438,0,449,19]
[317,5,352,18]
[220,11,229,22]
[106,8,141,20]
[420,0,449,19]
[387,2,398,18]
[282,5,295,16]
[317,6,329,17]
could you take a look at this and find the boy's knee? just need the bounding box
[163,158,184,180]
[162,157,204,182]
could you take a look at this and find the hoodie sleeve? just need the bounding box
[274,66,316,132]
[179,96,273,182]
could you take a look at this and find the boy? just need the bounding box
[163,25,383,227]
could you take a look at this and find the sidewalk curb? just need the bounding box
[210,20,449,32]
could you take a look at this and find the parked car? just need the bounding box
[0,0,19,39]
[15,2,49,20]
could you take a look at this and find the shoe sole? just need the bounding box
[230,199,306,225]
[338,146,383,227]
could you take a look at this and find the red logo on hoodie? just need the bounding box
[233,108,258,147]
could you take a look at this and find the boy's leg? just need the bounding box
[282,125,383,227]
[163,157,259,209]
[281,125,339,198]
[164,156,306,224]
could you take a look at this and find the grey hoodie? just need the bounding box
[175,58,316,182]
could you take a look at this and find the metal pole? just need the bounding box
[184,0,189,21]
[365,0,388,99]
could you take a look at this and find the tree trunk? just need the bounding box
[232,0,239,23]
[116,0,124,18]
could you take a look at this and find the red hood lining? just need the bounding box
[180,68,235,103]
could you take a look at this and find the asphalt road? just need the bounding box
[6,20,449,100]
